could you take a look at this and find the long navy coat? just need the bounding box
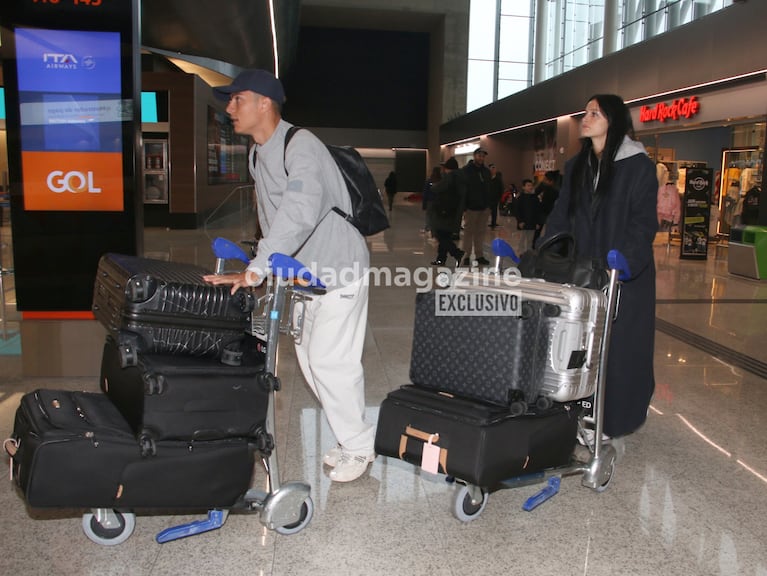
[543,139,658,438]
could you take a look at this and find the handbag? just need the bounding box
[517,232,608,289]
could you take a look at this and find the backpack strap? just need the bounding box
[282,126,351,222]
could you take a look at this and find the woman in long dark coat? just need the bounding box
[542,94,658,439]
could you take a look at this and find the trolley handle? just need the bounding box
[268,253,326,293]
[491,238,520,267]
[606,249,631,281]
[211,237,251,274]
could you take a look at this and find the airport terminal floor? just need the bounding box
[1,196,766,576]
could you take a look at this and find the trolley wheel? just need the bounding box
[82,510,136,546]
[274,495,314,535]
[450,484,487,522]
[593,455,616,493]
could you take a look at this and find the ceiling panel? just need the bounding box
[141,0,300,78]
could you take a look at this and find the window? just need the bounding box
[468,0,735,112]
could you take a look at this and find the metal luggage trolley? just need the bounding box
[81,238,325,545]
[446,238,624,522]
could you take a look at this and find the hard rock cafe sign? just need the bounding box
[639,96,700,123]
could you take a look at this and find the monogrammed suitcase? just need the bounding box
[5,389,254,509]
[374,385,581,487]
[100,335,267,443]
[409,289,550,409]
[92,253,254,363]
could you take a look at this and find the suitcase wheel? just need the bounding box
[235,290,256,313]
[509,400,527,417]
[450,484,487,523]
[126,276,157,303]
[221,347,243,366]
[535,396,554,411]
[139,435,157,457]
[543,304,561,317]
[520,302,534,319]
[143,373,165,395]
[118,344,137,368]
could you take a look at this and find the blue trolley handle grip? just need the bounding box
[211,237,251,264]
[607,249,631,281]
[491,238,520,264]
[269,253,326,292]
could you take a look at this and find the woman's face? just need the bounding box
[580,99,609,143]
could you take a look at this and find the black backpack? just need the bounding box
[433,171,461,217]
[283,126,390,236]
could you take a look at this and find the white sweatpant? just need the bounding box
[293,276,375,456]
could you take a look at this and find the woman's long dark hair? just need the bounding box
[569,94,634,215]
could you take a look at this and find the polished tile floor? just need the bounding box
[1,198,766,576]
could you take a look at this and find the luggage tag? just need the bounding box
[3,438,18,481]
[421,434,441,475]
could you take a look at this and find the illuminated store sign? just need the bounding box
[639,96,700,124]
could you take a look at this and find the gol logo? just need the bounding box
[22,151,123,211]
[47,171,102,194]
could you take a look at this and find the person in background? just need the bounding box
[461,147,492,266]
[384,171,397,212]
[428,157,465,266]
[541,93,658,447]
[535,170,560,243]
[203,69,376,483]
[514,178,543,255]
[421,166,441,233]
[488,163,505,229]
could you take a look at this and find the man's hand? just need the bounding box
[203,270,261,295]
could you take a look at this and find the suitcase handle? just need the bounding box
[399,426,448,474]
[404,426,439,444]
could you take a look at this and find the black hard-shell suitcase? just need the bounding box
[100,335,268,442]
[6,389,254,509]
[92,253,255,362]
[409,290,550,408]
[374,385,580,487]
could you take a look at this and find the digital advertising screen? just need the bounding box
[1,0,141,312]
[15,27,125,212]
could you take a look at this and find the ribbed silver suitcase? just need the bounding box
[450,271,607,403]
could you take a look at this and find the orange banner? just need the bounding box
[21,151,124,211]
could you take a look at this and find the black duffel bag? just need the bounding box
[517,232,608,289]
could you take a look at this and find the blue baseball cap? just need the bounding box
[213,69,286,104]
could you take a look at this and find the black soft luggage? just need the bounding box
[6,389,254,509]
[374,385,580,487]
[409,290,550,409]
[92,253,254,362]
[100,335,268,443]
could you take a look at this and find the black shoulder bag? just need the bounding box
[517,232,608,289]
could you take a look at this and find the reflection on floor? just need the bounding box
[1,200,766,576]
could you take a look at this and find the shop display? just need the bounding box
[718,147,763,235]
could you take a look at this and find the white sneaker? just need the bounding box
[328,451,375,483]
[322,445,343,468]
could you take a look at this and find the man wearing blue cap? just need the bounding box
[204,69,375,482]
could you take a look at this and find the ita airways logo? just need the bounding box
[21,151,124,211]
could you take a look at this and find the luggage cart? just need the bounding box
[446,239,624,521]
[53,240,323,545]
